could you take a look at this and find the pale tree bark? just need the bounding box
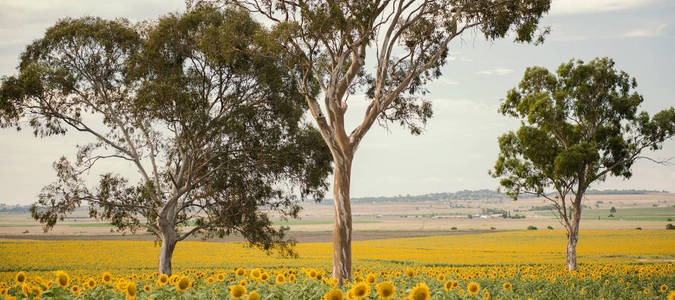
[565,190,584,271]
[158,227,177,276]
[332,151,353,284]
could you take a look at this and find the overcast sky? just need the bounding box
[1,0,674,205]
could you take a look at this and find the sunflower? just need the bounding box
[143,284,151,292]
[15,271,27,285]
[229,284,247,299]
[157,274,169,286]
[250,269,261,280]
[467,282,480,295]
[351,282,371,299]
[247,290,260,300]
[216,273,226,282]
[102,272,112,285]
[443,280,453,291]
[503,282,512,290]
[405,268,415,277]
[289,274,297,283]
[662,284,669,293]
[409,283,430,300]
[366,274,376,284]
[239,279,247,286]
[236,268,246,277]
[29,285,42,297]
[308,269,318,279]
[176,276,190,293]
[70,285,80,296]
[275,273,286,285]
[86,277,96,289]
[125,282,137,300]
[206,277,215,284]
[437,274,445,282]
[483,290,490,299]
[56,271,70,288]
[376,281,396,299]
[668,291,675,300]
[260,273,269,282]
[324,288,344,300]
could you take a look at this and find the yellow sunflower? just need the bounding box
[250,269,261,280]
[216,273,226,282]
[324,288,344,300]
[125,282,137,300]
[376,281,396,299]
[247,290,260,300]
[86,277,96,289]
[275,273,286,285]
[467,282,480,295]
[351,282,371,299]
[70,285,80,296]
[437,274,446,282]
[484,290,490,299]
[176,276,190,293]
[236,268,246,277]
[503,282,512,290]
[229,284,247,299]
[55,271,70,289]
[443,280,453,291]
[143,284,151,292]
[661,284,669,293]
[157,274,169,286]
[409,283,430,300]
[15,271,27,285]
[366,274,376,284]
[668,291,675,300]
[102,272,112,285]
[260,273,269,282]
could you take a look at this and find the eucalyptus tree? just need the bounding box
[0,6,332,275]
[192,0,553,282]
[491,58,675,270]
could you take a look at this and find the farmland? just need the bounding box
[1,230,674,299]
[1,193,673,299]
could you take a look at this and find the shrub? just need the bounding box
[547,226,554,230]
[666,223,675,230]
[451,227,458,230]
[527,225,537,230]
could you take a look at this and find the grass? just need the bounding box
[581,207,675,221]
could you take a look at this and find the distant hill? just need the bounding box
[347,189,520,204]
[327,189,670,204]
[585,189,668,195]
[0,203,31,213]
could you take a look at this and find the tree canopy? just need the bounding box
[0,6,332,274]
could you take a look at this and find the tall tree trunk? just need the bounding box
[158,223,177,276]
[332,152,353,285]
[566,199,583,271]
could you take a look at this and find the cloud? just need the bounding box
[476,68,513,76]
[550,0,660,15]
[623,23,669,37]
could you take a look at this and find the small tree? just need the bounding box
[0,7,332,275]
[203,0,553,282]
[491,57,675,271]
[610,206,616,213]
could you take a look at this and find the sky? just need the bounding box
[0,0,674,205]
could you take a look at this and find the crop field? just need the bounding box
[1,230,673,299]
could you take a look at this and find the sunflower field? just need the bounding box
[1,230,673,299]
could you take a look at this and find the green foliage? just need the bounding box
[667,224,675,230]
[527,225,537,230]
[491,58,675,203]
[0,6,332,258]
